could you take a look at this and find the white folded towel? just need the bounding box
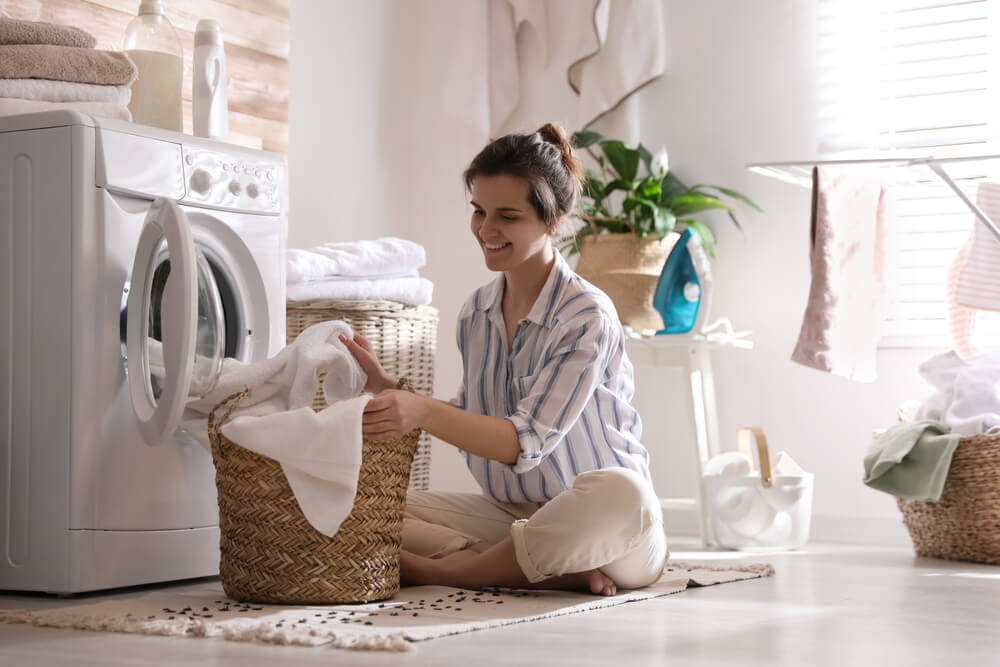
[220,398,369,537]
[0,96,131,121]
[182,320,367,449]
[287,238,426,283]
[0,78,130,105]
[286,276,434,306]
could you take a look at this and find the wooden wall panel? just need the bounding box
[0,0,289,158]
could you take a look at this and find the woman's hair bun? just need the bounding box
[536,123,584,185]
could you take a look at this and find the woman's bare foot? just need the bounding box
[398,541,617,596]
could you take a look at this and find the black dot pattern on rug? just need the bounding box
[136,586,545,633]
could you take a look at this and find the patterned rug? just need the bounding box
[0,561,773,652]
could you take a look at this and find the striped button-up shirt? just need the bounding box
[451,251,650,504]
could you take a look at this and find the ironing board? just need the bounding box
[626,331,753,546]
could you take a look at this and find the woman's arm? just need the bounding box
[341,332,519,463]
[362,391,520,465]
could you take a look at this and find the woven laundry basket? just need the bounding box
[208,388,419,604]
[896,433,1000,565]
[286,298,438,491]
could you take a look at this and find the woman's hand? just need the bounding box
[339,333,396,394]
[362,389,426,441]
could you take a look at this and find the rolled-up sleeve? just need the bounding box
[507,312,612,473]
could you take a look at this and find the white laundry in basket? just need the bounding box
[703,428,814,550]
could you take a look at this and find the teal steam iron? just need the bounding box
[652,227,713,335]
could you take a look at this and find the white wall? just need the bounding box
[290,0,494,494]
[289,0,934,545]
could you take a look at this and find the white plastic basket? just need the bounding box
[703,427,814,550]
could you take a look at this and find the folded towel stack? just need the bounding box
[287,237,434,306]
[0,16,137,121]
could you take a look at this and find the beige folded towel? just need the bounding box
[0,78,130,105]
[0,16,97,48]
[0,97,132,122]
[0,44,137,86]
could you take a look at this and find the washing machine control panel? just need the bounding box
[181,147,282,213]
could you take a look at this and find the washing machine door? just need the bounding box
[126,197,226,445]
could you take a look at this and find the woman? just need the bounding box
[341,123,667,596]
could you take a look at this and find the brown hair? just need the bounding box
[463,123,584,227]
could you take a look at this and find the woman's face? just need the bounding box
[469,174,554,274]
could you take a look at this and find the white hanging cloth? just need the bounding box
[442,0,667,136]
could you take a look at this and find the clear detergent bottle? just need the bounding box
[122,0,184,132]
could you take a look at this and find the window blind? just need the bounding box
[818,0,1000,348]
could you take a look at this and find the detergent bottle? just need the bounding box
[122,0,184,131]
[192,19,229,140]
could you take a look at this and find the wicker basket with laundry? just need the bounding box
[286,298,438,491]
[208,387,420,604]
[896,432,1000,565]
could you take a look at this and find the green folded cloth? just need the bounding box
[863,421,960,501]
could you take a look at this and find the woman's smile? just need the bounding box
[482,240,512,253]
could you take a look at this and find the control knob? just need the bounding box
[189,169,212,194]
[246,183,259,199]
[228,180,242,195]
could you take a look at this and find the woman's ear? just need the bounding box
[546,216,563,236]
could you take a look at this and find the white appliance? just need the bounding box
[0,111,286,594]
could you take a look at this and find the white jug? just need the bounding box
[192,19,229,140]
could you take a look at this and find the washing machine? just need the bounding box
[0,111,286,594]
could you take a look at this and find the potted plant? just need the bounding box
[566,129,761,331]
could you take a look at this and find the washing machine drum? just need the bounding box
[125,198,226,445]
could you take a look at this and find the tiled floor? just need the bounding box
[1,540,997,666]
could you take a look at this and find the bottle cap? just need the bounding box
[138,0,163,15]
[194,19,223,46]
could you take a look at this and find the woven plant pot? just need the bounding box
[896,433,1000,565]
[209,389,419,604]
[286,298,437,491]
[573,232,679,331]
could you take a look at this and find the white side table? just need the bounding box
[625,331,753,546]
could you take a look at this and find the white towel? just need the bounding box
[0,96,131,121]
[220,398,369,537]
[182,320,367,449]
[287,276,434,306]
[0,78,130,105]
[790,166,894,382]
[916,350,1000,437]
[286,238,426,283]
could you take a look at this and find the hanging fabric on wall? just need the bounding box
[441,0,667,138]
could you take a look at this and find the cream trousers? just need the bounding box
[402,467,668,589]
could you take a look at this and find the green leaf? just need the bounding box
[638,178,661,201]
[603,179,633,198]
[600,141,640,183]
[667,193,731,217]
[572,130,606,148]
[583,170,606,202]
[695,184,764,213]
[637,143,653,174]
[659,172,688,202]
[681,220,717,258]
[727,210,744,232]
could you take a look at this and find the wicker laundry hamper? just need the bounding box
[286,298,438,491]
[896,433,1000,565]
[208,388,419,604]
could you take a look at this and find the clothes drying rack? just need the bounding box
[746,154,1000,244]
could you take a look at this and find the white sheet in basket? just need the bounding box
[218,397,370,537]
